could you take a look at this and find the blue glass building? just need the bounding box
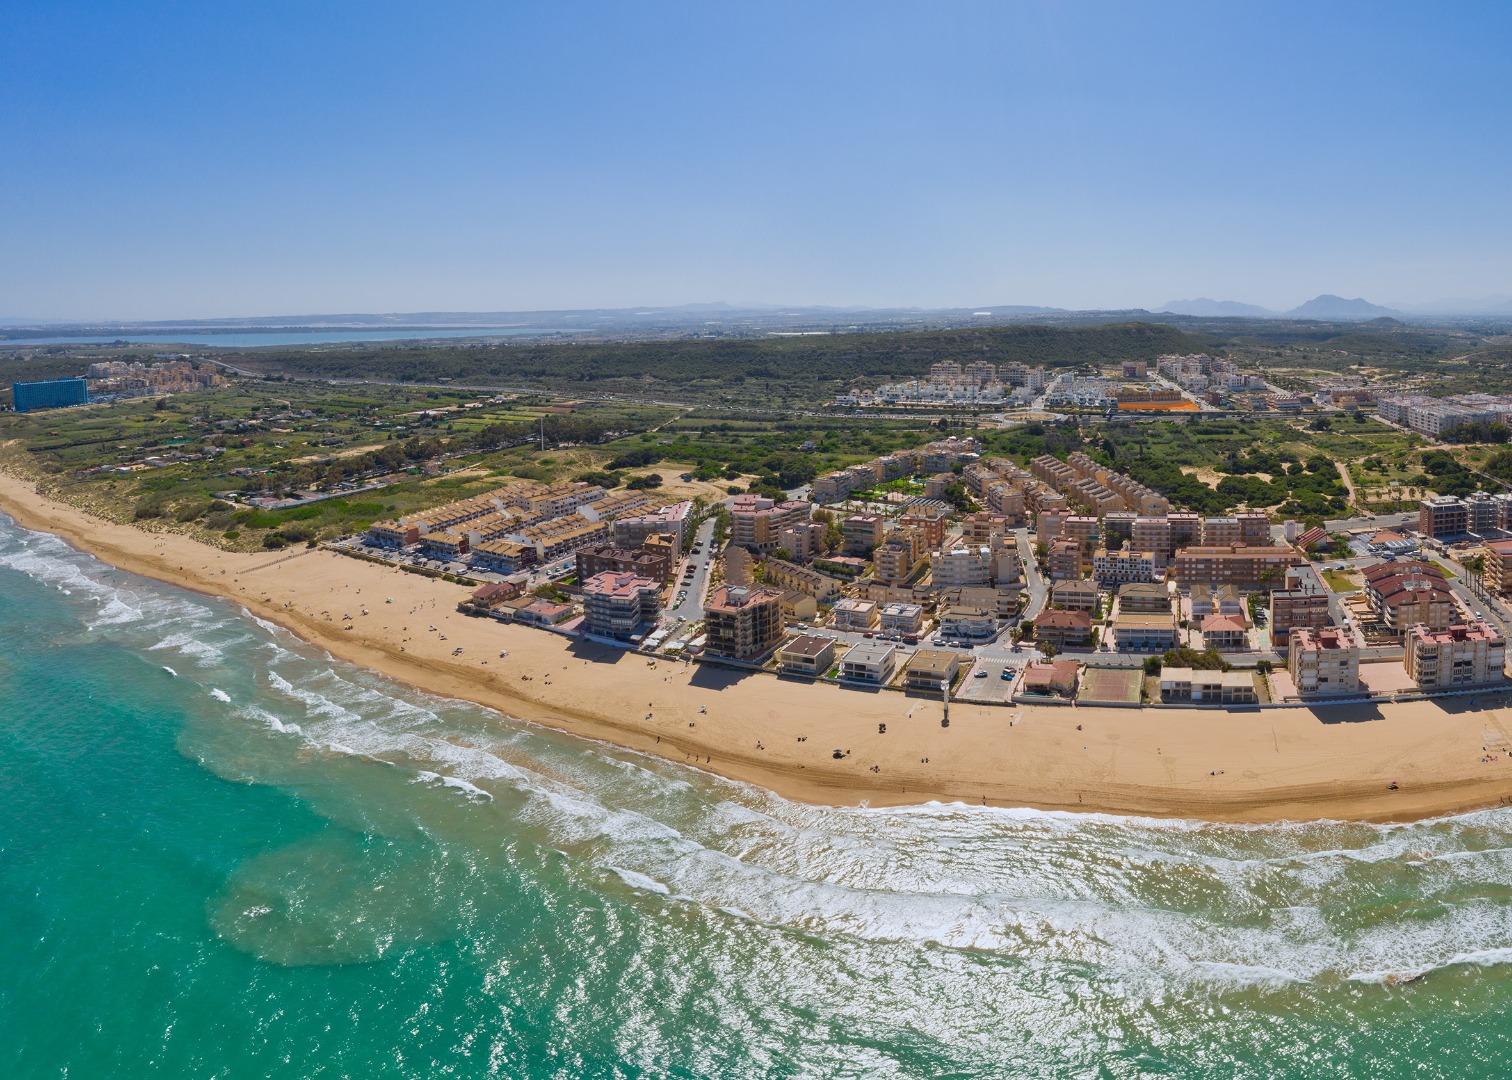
[12,378,89,413]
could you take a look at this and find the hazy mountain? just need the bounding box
[1284,294,1401,320]
[1159,298,1276,318]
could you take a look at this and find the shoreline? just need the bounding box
[4,470,1512,823]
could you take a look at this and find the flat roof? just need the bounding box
[904,649,958,674]
[842,641,898,664]
[781,634,834,657]
[1114,612,1176,629]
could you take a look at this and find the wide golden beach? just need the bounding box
[4,469,1512,823]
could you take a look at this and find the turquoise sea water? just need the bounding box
[4,512,1512,1078]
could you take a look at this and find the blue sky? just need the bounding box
[3,1,1509,319]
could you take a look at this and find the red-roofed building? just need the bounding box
[1033,609,1093,649]
[581,571,662,641]
[1296,526,1330,552]
[1201,613,1249,651]
[1020,659,1080,697]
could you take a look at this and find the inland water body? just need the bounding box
[2,511,1512,1078]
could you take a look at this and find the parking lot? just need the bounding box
[954,658,1018,704]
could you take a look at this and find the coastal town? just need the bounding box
[7,343,1512,724]
[137,356,1489,715]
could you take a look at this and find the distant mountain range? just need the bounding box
[1160,294,1405,321]
[1158,298,1276,318]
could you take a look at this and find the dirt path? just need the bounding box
[1336,460,1362,513]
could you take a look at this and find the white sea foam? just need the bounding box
[209,688,232,703]
[410,770,495,801]
[18,512,1512,999]
[608,866,672,895]
[239,705,303,737]
[148,632,224,667]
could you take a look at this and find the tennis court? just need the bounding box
[1076,666,1143,705]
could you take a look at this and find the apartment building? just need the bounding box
[1064,516,1101,544]
[581,572,662,641]
[1169,513,1203,555]
[1117,581,1171,614]
[898,505,950,549]
[831,598,880,632]
[1404,623,1506,688]
[366,520,419,548]
[1201,517,1243,548]
[418,531,468,560]
[1051,579,1099,612]
[1033,609,1093,649]
[762,560,844,604]
[879,602,925,635]
[932,545,993,589]
[1048,539,1087,582]
[1484,538,1512,596]
[938,603,997,642]
[991,541,1023,585]
[578,490,658,523]
[1112,612,1178,652]
[1363,561,1455,633]
[1103,511,1137,549]
[841,514,885,555]
[469,539,536,574]
[730,495,812,553]
[778,521,827,562]
[778,634,836,677]
[1170,546,1303,590]
[1270,586,1332,645]
[1419,496,1469,539]
[509,517,610,563]
[1288,627,1361,696]
[777,590,818,624]
[520,482,607,524]
[959,510,1007,545]
[611,500,693,554]
[873,529,927,585]
[1037,510,1069,542]
[703,586,785,660]
[839,641,899,685]
[903,649,960,692]
[576,544,673,585]
[1190,584,1244,620]
[982,481,1028,523]
[1131,516,1172,567]
[1092,544,1156,588]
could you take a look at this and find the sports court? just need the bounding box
[1076,666,1143,705]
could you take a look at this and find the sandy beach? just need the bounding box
[5,469,1512,823]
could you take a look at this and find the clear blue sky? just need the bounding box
[3,1,1509,320]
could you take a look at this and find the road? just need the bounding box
[1149,370,1217,412]
[1015,527,1048,621]
[1324,510,1417,533]
[664,516,718,623]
